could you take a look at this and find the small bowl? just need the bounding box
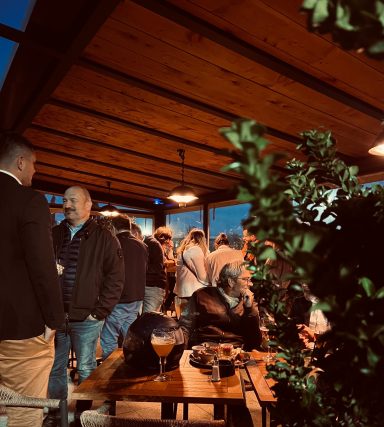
[192,345,206,358]
[199,349,215,364]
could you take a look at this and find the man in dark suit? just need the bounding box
[0,131,65,427]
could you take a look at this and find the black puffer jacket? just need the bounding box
[178,287,262,351]
[53,218,124,320]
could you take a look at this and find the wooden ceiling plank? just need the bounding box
[27,129,228,192]
[130,0,382,121]
[34,146,220,193]
[37,161,171,196]
[32,119,236,182]
[85,31,375,157]
[32,105,241,183]
[36,168,164,201]
[119,2,379,134]
[75,59,304,147]
[164,0,384,110]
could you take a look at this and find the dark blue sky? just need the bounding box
[0,0,36,88]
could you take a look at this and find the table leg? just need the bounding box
[161,402,176,419]
[262,406,266,427]
[214,404,224,420]
[108,401,116,416]
[183,403,189,420]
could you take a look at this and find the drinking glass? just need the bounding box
[150,328,176,382]
[260,318,274,362]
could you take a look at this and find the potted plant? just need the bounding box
[220,119,384,426]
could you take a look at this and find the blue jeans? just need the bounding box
[142,286,165,313]
[100,301,142,360]
[47,318,103,400]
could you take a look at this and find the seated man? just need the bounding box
[178,260,262,351]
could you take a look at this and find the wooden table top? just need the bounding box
[72,349,245,406]
[245,351,277,405]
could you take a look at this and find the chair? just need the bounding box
[0,384,68,427]
[80,404,226,427]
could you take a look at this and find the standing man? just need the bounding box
[0,132,65,427]
[100,215,148,360]
[143,233,167,313]
[206,233,243,286]
[44,186,124,427]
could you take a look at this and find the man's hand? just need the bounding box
[44,326,55,342]
[241,288,254,308]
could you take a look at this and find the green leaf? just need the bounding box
[312,0,330,26]
[359,277,375,297]
[312,301,332,312]
[375,286,384,298]
[368,39,384,55]
[302,0,317,10]
[335,3,356,31]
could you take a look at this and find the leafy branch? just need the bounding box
[221,118,384,426]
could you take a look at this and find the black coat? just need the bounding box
[0,172,65,340]
[117,231,148,303]
[52,219,124,320]
[179,286,262,351]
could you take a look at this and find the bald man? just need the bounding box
[44,186,124,427]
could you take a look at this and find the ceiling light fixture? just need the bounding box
[99,181,120,217]
[168,149,198,208]
[368,126,384,156]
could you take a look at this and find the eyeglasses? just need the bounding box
[238,276,252,284]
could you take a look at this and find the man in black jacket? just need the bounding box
[44,186,124,427]
[0,132,65,427]
[142,234,167,313]
[100,215,148,359]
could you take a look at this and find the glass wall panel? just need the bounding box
[208,203,250,251]
[133,217,153,236]
[166,208,203,250]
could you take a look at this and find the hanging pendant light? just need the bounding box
[168,149,198,208]
[368,126,384,156]
[100,181,120,217]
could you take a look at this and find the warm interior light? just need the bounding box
[100,181,120,217]
[168,149,198,207]
[368,129,384,156]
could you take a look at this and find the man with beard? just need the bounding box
[43,186,124,427]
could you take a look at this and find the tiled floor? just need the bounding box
[66,369,264,426]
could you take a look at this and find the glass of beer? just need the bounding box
[151,328,176,381]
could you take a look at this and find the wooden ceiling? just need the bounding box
[1,0,383,210]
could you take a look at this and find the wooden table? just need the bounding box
[72,348,246,421]
[245,351,276,427]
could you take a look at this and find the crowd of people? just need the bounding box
[0,131,325,427]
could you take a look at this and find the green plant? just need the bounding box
[221,119,384,426]
[301,0,384,57]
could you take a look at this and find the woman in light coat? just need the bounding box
[174,228,209,317]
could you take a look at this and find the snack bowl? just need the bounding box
[192,345,206,358]
[198,349,216,364]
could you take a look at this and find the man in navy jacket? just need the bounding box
[0,131,65,427]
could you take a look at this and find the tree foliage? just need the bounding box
[221,119,384,426]
[301,0,384,57]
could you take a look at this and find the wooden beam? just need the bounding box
[9,0,121,132]
[133,0,382,120]
[34,145,216,192]
[78,58,303,146]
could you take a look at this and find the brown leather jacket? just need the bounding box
[178,287,262,351]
